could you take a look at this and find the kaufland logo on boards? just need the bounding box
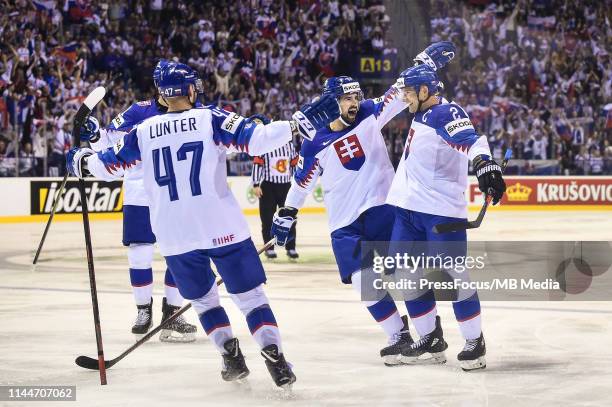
[30,180,124,215]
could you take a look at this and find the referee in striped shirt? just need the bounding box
[252,140,299,259]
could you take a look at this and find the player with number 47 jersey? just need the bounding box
[67,61,340,388]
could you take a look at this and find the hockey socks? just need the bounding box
[164,269,184,307]
[246,305,282,352]
[404,289,437,337]
[453,292,482,340]
[366,294,404,340]
[129,268,153,306]
[199,306,233,354]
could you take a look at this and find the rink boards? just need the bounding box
[0,176,610,223]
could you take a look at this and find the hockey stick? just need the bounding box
[71,87,108,385]
[32,174,68,264]
[75,238,277,371]
[433,149,512,234]
[32,86,107,265]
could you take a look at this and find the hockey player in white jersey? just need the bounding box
[80,59,197,342]
[272,75,413,366]
[270,42,458,366]
[67,61,340,387]
[386,64,506,371]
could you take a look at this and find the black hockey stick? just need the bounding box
[32,87,107,265]
[71,87,109,385]
[75,238,276,371]
[32,174,68,264]
[433,149,512,234]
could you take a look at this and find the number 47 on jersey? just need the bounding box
[153,141,203,201]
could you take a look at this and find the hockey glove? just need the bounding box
[291,94,340,141]
[414,41,456,71]
[66,147,94,178]
[247,113,271,125]
[473,155,506,205]
[80,116,101,143]
[271,206,298,246]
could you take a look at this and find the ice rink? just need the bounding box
[1,210,611,406]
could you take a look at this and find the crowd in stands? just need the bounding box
[428,0,611,175]
[0,0,610,177]
[0,0,391,176]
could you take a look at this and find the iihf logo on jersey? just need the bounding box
[334,134,365,171]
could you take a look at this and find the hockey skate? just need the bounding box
[132,299,153,340]
[380,315,413,366]
[264,249,277,259]
[400,315,448,364]
[159,297,197,343]
[261,344,296,389]
[286,249,299,260]
[221,338,250,382]
[458,332,486,371]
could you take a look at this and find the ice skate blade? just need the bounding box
[460,356,486,371]
[223,370,250,383]
[401,351,447,365]
[230,376,252,390]
[132,332,151,342]
[279,382,296,399]
[382,354,403,366]
[159,329,196,343]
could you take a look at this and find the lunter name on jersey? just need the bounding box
[149,117,197,139]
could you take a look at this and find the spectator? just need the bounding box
[429,0,610,174]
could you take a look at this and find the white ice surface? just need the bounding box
[1,211,611,407]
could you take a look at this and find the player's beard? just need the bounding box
[341,106,359,124]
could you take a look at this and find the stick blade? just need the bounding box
[75,355,110,370]
[83,86,107,110]
[433,221,479,234]
[72,86,107,142]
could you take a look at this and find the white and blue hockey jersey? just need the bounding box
[86,106,292,256]
[285,86,406,232]
[386,98,492,218]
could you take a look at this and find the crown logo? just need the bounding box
[506,182,532,202]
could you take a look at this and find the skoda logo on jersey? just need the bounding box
[334,134,365,171]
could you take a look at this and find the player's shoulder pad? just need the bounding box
[109,99,151,130]
[429,102,474,135]
[301,126,341,157]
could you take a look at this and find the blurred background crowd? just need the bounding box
[427,0,612,175]
[0,0,610,177]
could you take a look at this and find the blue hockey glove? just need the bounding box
[80,116,101,143]
[414,41,456,71]
[66,147,94,178]
[271,206,298,246]
[473,155,506,205]
[291,94,340,141]
[248,113,271,125]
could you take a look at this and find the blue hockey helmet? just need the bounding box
[322,76,363,101]
[153,59,169,89]
[158,62,199,98]
[396,64,439,94]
